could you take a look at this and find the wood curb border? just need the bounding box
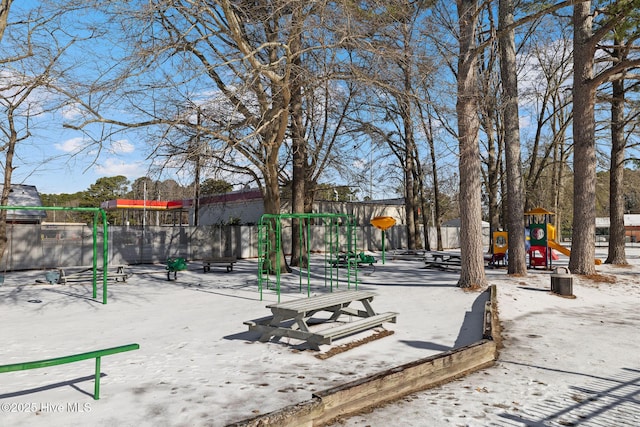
[229,285,499,427]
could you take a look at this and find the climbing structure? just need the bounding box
[257,213,359,301]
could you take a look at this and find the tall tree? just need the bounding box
[570,0,640,274]
[603,13,640,265]
[66,1,314,221]
[499,0,527,274]
[456,0,486,288]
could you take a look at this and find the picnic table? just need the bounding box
[328,252,377,273]
[423,251,462,270]
[244,290,397,350]
[391,249,427,261]
[55,265,128,284]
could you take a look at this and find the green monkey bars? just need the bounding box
[257,212,359,302]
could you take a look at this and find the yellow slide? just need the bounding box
[548,240,602,265]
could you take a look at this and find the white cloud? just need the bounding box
[54,137,86,153]
[60,104,84,120]
[109,139,135,154]
[95,158,145,179]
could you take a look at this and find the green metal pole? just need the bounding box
[298,219,303,294]
[92,212,98,299]
[94,356,101,400]
[382,230,386,264]
[276,218,281,302]
[306,218,311,297]
[102,209,109,305]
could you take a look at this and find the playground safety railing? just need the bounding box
[0,343,140,400]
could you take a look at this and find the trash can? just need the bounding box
[550,266,573,296]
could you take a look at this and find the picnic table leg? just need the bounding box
[259,314,287,342]
[293,314,310,333]
[361,298,376,317]
[328,306,347,322]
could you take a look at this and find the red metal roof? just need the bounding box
[100,199,192,210]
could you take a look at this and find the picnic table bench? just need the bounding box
[244,290,397,350]
[56,265,128,284]
[202,256,237,273]
[423,251,462,270]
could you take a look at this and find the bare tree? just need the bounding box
[570,0,640,274]
[0,3,88,262]
[455,0,487,288]
[65,1,330,221]
[602,22,640,265]
[0,0,13,44]
[499,0,527,275]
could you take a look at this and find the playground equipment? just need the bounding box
[489,207,601,269]
[0,343,139,400]
[166,257,188,280]
[526,207,558,269]
[487,230,509,266]
[0,206,111,304]
[257,213,360,302]
[370,216,396,264]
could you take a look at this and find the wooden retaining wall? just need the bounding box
[228,285,499,427]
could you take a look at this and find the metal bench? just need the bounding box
[244,290,397,350]
[202,257,237,273]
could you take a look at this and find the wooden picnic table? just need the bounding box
[56,265,128,284]
[391,249,427,261]
[244,290,397,350]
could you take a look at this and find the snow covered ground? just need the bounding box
[1,248,639,427]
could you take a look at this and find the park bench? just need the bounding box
[202,256,237,273]
[244,290,397,350]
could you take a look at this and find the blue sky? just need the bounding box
[13,127,148,195]
[0,2,143,194]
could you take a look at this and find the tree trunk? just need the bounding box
[484,111,501,234]
[404,130,417,250]
[415,152,431,250]
[426,110,443,251]
[569,2,597,275]
[606,44,627,265]
[263,146,290,273]
[0,107,18,264]
[499,0,527,275]
[289,13,308,268]
[456,0,487,288]
[0,0,13,43]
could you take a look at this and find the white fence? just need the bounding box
[1,224,469,271]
